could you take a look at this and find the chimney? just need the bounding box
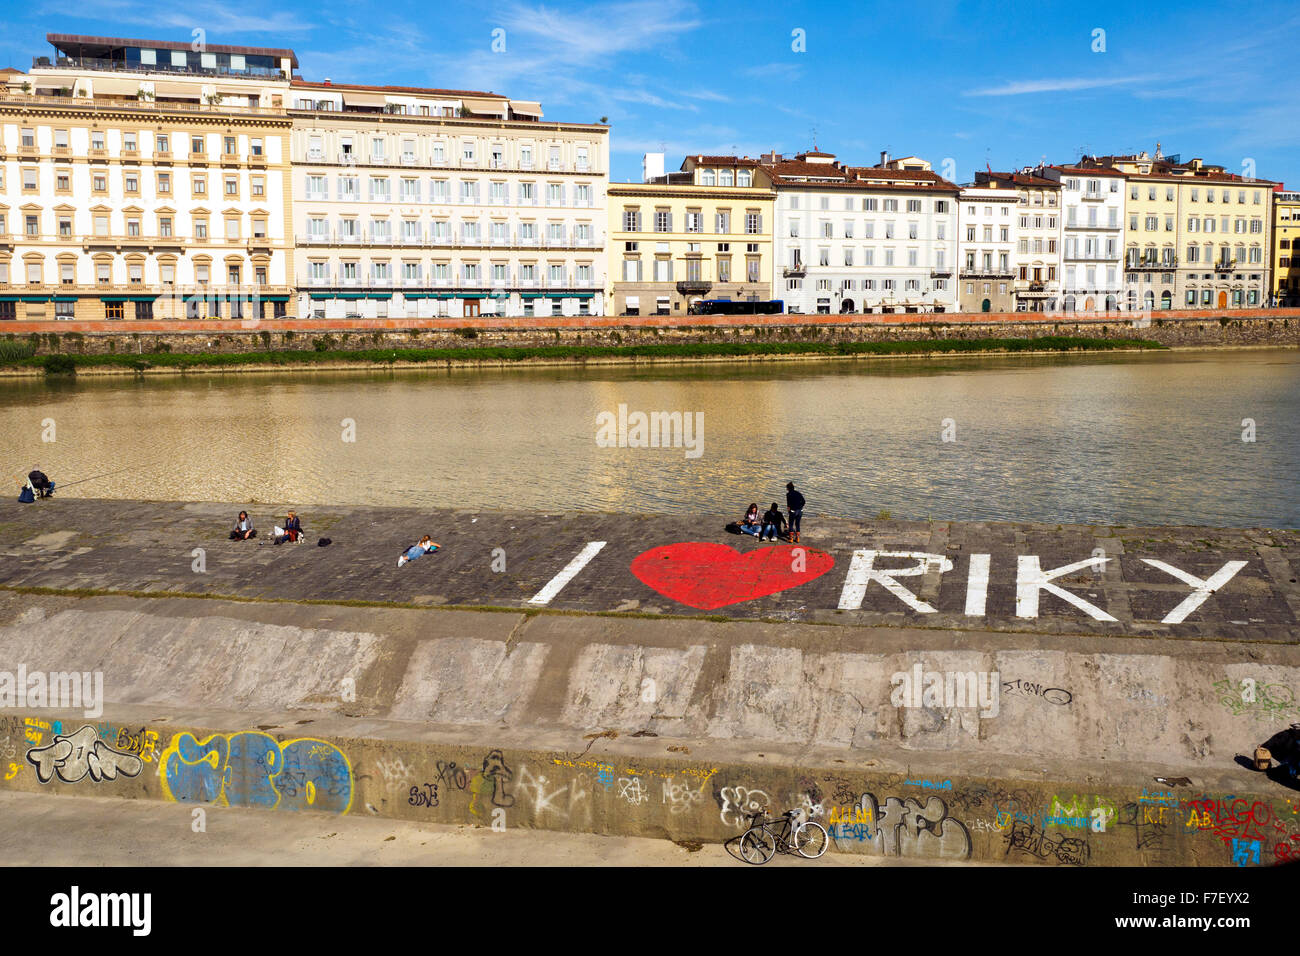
[880,150,889,166]
[323,78,332,85]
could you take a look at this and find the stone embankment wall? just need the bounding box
[5,312,1299,357]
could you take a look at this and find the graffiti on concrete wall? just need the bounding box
[468,749,515,817]
[1004,819,1090,865]
[1213,679,1300,722]
[26,724,143,785]
[160,731,353,815]
[719,786,770,829]
[1001,679,1072,706]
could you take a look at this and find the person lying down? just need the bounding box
[398,535,440,567]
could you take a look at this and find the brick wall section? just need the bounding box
[6,311,1300,355]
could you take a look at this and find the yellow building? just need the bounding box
[606,155,774,316]
[1273,190,1300,307]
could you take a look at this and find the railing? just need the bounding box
[34,56,287,80]
[0,91,286,116]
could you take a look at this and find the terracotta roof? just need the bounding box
[847,166,948,184]
[685,155,761,167]
[47,33,298,68]
[1050,165,1126,177]
[290,78,504,99]
[976,171,1060,188]
[756,158,959,193]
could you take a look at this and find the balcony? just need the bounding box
[1214,259,1237,273]
[1127,257,1178,271]
[929,269,953,278]
[676,279,712,295]
[783,264,806,277]
[959,268,1015,278]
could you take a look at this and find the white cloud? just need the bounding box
[963,75,1157,97]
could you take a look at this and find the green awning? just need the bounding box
[129,295,157,302]
[401,292,429,299]
[520,293,544,299]
[260,295,291,302]
[308,292,333,300]
[0,295,17,302]
[100,296,128,303]
[366,292,392,300]
[456,293,488,299]
[52,296,78,303]
[21,295,50,303]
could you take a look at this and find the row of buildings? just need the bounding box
[1,32,1297,322]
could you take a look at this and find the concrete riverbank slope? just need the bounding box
[1,500,1298,865]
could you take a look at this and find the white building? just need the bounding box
[763,151,959,314]
[1039,164,1128,312]
[291,80,608,319]
[956,182,1019,312]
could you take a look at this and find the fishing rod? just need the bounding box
[54,465,142,489]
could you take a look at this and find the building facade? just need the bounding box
[1039,165,1127,311]
[291,80,608,319]
[956,182,1018,312]
[1274,189,1300,307]
[975,171,1063,312]
[1,34,295,321]
[764,151,959,314]
[606,154,774,315]
[1081,149,1273,310]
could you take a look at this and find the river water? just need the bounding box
[1,349,1296,528]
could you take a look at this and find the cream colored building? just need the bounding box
[0,34,295,321]
[1081,149,1273,310]
[291,80,608,319]
[607,155,774,315]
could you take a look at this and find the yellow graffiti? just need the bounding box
[827,805,873,824]
[4,762,18,780]
[549,757,718,783]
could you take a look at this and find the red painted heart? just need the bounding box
[630,542,835,610]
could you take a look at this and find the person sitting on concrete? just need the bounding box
[1259,723,1300,780]
[229,511,256,540]
[27,469,54,499]
[740,503,761,537]
[397,535,440,567]
[273,511,302,545]
[761,503,787,542]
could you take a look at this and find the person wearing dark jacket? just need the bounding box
[28,469,54,498]
[274,511,302,545]
[785,482,806,543]
[761,503,786,542]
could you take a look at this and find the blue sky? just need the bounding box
[6,0,1299,187]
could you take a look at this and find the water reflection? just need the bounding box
[0,350,1295,528]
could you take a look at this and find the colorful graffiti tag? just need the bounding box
[159,732,353,815]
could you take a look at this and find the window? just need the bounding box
[105,302,124,320]
[192,175,206,196]
[97,262,111,284]
[58,217,72,237]
[224,176,238,196]
[156,134,169,154]
[745,213,761,235]
[251,176,264,198]
[654,211,672,232]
